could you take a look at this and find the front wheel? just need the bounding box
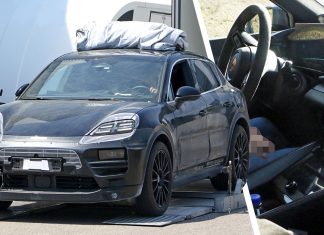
[211,125,249,190]
[134,142,172,216]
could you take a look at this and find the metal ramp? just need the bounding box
[103,180,247,227]
[0,180,247,227]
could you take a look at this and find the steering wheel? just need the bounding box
[218,4,271,106]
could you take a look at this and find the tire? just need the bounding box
[134,142,172,216]
[211,125,249,191]
[0,201,12,210]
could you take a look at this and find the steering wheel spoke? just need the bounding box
[240,32,258,47]
[231,31,245,48]
[218,4,271,106]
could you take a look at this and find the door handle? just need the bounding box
[199,109,207,116]
[222,101,234,108]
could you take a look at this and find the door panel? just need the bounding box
[173,97,209,170]
[190,59,232,161]
[168,59,210,170]
[203,89,230,160]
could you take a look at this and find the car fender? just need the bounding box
[224,110,250,165]
[139,124,175,187]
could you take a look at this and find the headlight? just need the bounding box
[79,113,139,145]
[90,119,135,136]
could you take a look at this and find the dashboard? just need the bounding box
[271,23,324,74]
[253,23,324,146]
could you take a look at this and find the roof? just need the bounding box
[57,49,211,63]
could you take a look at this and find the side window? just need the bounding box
[167,84,174,102]
[208,62,226,85]
[198,0,289,38]
[191,60,219,93]
[117,10,134,21]
[168,60,196,101]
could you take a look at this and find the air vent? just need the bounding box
[0,148,82,169]
[3,175,28,189]
[56,176,98,190]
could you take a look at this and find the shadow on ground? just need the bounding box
[0,180,247,226]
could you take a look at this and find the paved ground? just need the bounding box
[0,180,254,235]
[0,206,252,235]
[0,207,252,235]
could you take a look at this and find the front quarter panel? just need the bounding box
[226,86,250,158]
[126,103,176,183]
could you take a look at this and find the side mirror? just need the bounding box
[245,5,290,34]
[175,86,200,108]
[15,83,29,97]
[269,5,290,32]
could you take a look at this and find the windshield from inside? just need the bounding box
[21,55,165,102]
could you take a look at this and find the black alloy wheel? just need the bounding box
[211,125,249,190]
[233,129,249,181]
[152,149,172,208]
[134,142,172,216]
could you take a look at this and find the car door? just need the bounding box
[190,59,232,161]
[168,59,209,170]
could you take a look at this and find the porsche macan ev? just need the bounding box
[0,49,249,216]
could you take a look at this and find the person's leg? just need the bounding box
[250,117,289,149]
[249,147,296,173]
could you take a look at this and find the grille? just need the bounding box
[2,175,98,190]
[56,176,99,189]
[3,175,28,188]
[0,148,82,169]
[88,160,128,176]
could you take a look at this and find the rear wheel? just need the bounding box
[211,125,249,190]
[134,142,172,216]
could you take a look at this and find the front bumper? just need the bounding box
[0,132,151,203]
[0,185,142,203]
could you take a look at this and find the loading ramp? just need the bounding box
[0,180,247,227]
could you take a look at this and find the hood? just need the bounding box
[0,100,152,137]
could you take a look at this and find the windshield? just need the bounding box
[22,55,165,102]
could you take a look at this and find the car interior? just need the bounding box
[210,3,324,233]
[250,29,323,179]
[169,61,196,99]
[0,0,322,231]
[202,1,324,231]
